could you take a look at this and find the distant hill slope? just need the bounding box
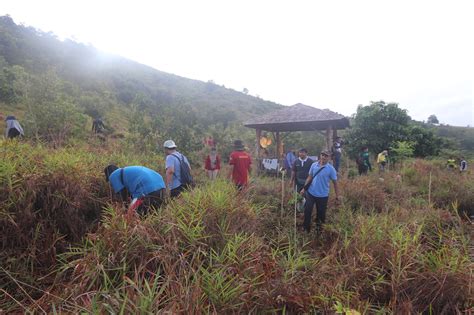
[0,15,281,127]
[435,125,474,155]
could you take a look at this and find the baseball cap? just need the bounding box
[163,140,177,149]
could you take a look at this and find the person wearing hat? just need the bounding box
[104,165,165,215]
[299,150,340,234]
[164,140,192,197]
[229,140,252,190]
[204,147,221,180]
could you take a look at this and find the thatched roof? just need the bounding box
[244,103,350,132]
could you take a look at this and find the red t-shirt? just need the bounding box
[229,151,252,185]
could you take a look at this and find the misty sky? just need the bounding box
[1,0,473,126]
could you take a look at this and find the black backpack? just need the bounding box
[172,153,194,188]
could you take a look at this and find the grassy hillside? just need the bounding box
[435,125,474,156]
[0,15,283,153]
[1,139,472,313]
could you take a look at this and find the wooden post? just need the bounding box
[256,129,262,175]
[255,129,261,158]
[326,125,333,151]
[428,171,432,206]
[276,131,282,161]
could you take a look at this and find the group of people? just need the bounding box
[287,148,340,233]
[103,139,252,215]
[2,115,103,139]
[4,114,468,234]
[447,156,468,172]
[356,147,389,175]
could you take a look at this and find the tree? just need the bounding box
[242,87,249,94]
[345,101,411,158]
[427,114,439,124]
[407,124,443,157]
[390,141,414,167]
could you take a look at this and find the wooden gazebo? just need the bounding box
[244,103,350,159]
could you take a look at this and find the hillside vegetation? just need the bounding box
[0,15,283,153]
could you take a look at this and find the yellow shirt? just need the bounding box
[447,159,456,168]
[377,152,387,164]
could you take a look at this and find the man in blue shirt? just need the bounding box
[299,150,340,234]
[104,165,165,215]
[163,140,192,197]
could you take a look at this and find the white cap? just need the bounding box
[163,140,177,149]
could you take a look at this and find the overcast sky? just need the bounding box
[2,0,473,126]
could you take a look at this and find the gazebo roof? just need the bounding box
[244,103,350,132]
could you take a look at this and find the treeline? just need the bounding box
[345,101,446,160]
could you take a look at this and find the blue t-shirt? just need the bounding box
[165,152,191,190]
[307,162,337,197]
[109,166,165,199]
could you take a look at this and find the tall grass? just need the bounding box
[1,140,472,313]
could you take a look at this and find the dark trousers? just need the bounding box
[170,185,184,198]
[137,189,164,215]
[7,128,20,139]
[303,192,328,232]
[295,182,304,193]
[358,165,368,176]
[334,154,341,172]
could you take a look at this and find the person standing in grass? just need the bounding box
[357,147,372,175]
[299,150,340,234]
[446,157,456,170]
[291,148,314,212]
[460,157,467,173]
[104,165,165,215]
[285,149,296,179]
[164,140,193,197]
[92,117,106,134]
[377,150,389,173]
[331,136,343,172]
[291,148,314,191]
[204,147,221,180]
[229,140,252,190]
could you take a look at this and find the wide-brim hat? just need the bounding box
[233,140,245,150]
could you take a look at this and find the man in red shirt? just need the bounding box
[229,140,252,190]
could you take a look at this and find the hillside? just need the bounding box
[435,125,474,156]
[0,15,281,138]
[2,15,472,158]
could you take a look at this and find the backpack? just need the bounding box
[172,153,194,188]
